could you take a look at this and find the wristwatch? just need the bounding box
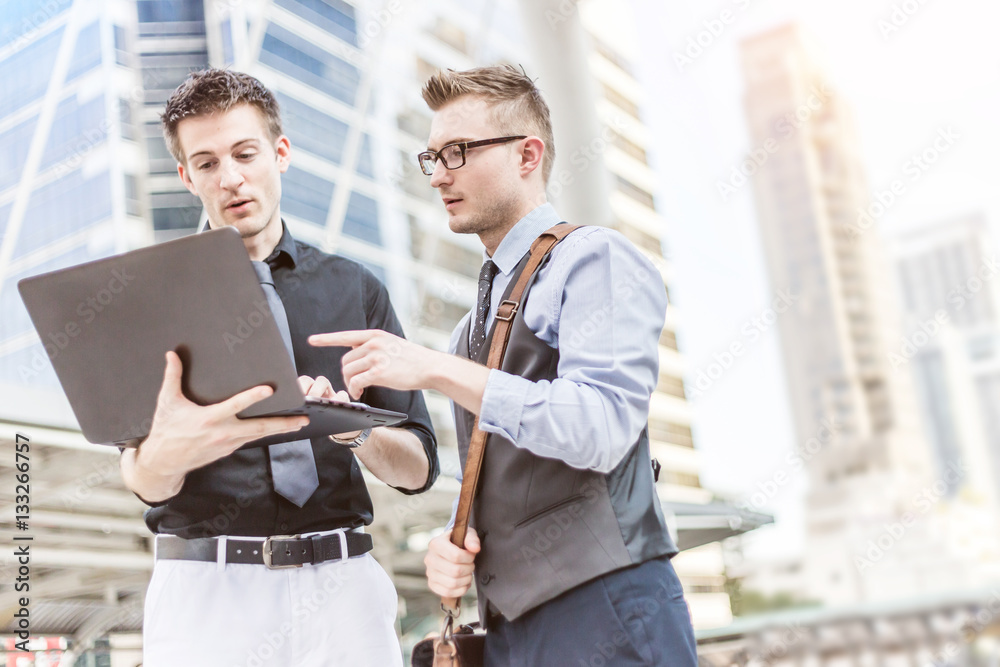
[329,428,371,448]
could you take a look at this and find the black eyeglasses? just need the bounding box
[418,136,527,176]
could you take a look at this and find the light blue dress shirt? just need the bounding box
[448,203,667,476]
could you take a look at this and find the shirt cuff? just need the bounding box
[478,369,530,444]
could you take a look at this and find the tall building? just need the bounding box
[740,24,1000,604]
[891,213,1000,505]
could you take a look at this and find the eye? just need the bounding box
[197,161,215,171]
[236,152,256,159]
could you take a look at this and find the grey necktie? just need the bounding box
[470,259,498,359]
[252,260,320,507]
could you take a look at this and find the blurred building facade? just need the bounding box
[892,213,1000,505]
[0,0,744,660]
[739,24,1000,606]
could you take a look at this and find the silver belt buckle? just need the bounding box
[262,534,303,569]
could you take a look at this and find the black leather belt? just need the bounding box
[155,531,374,569]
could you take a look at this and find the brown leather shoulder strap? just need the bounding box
[450,223,581,549]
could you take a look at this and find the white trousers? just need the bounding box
[143,536,402,667]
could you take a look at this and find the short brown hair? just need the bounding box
[161,68,282,163]
[421,65,555,184]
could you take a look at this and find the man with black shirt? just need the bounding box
[119,69,437,666]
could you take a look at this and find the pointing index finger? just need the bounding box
[308,330,376,348]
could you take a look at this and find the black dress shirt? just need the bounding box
[143,224,438,538]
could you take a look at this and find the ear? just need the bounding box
[275,135,291,174]
[518,136,545,179]
[177,161,198,196]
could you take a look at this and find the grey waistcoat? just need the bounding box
[455,243,677,622]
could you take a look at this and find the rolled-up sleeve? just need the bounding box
[477,228,666,473]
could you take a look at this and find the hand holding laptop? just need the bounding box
[120,351,311,502]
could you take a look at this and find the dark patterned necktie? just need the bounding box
[252,260,320,507]
[470,259,498,359]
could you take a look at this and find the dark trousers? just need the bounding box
[484,556,698,666]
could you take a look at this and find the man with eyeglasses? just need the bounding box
[310,65,697,665]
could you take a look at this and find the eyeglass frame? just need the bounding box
[417,136,528,176]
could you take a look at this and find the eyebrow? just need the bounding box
[426,137,475,152]
[188,138,260,161]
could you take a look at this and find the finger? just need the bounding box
[429,535,478,565]
[464,529,481,554]
[308,330,377,348]
[214,384,275,417]
[340,344,369,368]
[305,376,333,398]
[425,551,476,577]
[332,390,351,402]
[427,577,473,599]
[342,357,375,385]
[297,376,314,393]
[347,371,378,400]
[229,414,311,442]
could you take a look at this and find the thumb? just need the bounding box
[464,527,481,554]
[158,351,183,400]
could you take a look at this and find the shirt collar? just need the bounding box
[264,220,299,269]
[487,203,562,276]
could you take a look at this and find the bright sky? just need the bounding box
[626,0,1000,559]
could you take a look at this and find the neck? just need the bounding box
[480,196,546,257]
[243,214,284,261]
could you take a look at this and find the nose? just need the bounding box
[429,159,451,189]
[218,159,244,191]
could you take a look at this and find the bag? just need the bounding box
[410,622,486,667]
[410,225,579,667]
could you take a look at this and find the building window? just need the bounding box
[657,371,686,399]
[648,418,694,449]
[260,23,360,105]
[601,83,640,120]
[282,165,334,226]
[275,92,349,164]
[275,0,358,46]
[615,175,655,209]
[0,27,63,117]
[344,191,381,246]
[659,327,679,351]
[137,0,205,23]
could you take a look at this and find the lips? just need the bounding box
[442,197,462,210]
[227,199,252,212]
